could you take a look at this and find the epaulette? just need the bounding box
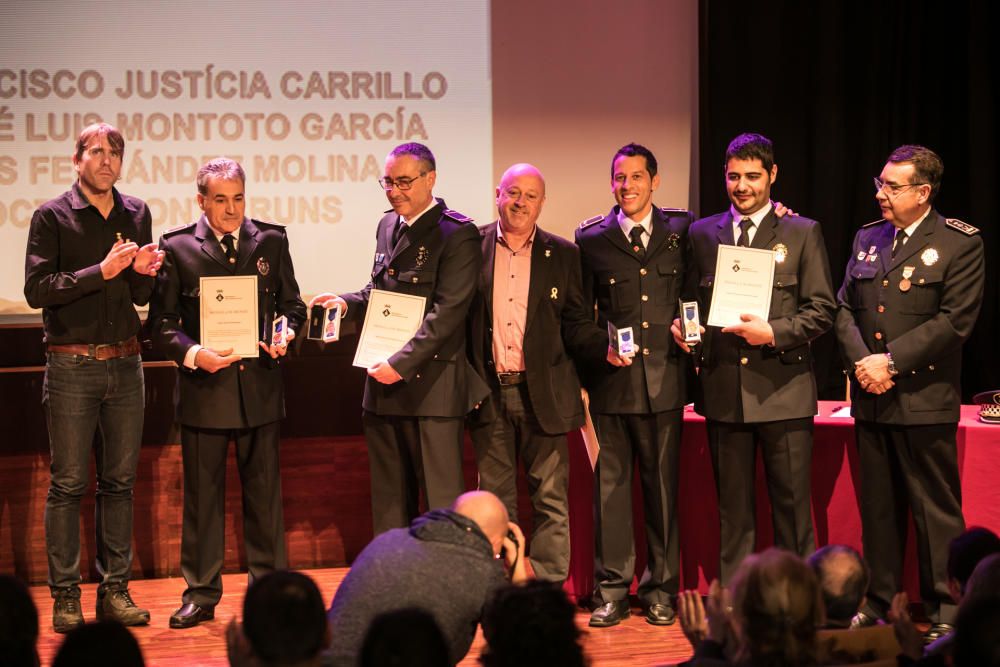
[443,208,473,224]
[946,218,979,236]
[161,222,195,237]
[253,219,287,231]
[861,218,883,228]
[579,214,604,229]
[660,207,688,213]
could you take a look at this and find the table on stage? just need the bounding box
[561,400,1000,600]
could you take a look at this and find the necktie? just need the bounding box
[737,218,753,247]
[221,233,237,265]
[629,225,645,260]
[892,231,907,257]
[392,218,408,248]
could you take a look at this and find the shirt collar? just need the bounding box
[497,220,536,251]
[729,200,773,227]
[897,208,931,239]
[70,181,123,214]
[617,206,653,238]
[400,197,439,226]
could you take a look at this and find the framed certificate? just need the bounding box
[706,245,776,328]
[353,288,427,369]
[199,275,260,358]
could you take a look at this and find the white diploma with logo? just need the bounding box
[353,288,427,369]
[706,245,775,328]
[199,275,259,358]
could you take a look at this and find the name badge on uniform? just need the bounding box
[900,266,915,292]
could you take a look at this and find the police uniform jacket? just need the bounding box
[834,211,984,425]
[576,205,692,414]
[342,198,488,418]
[690,209,835,423]
[151,215,306,430]
[467,222,607,434]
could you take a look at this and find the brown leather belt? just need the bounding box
[497,371,526,386]
[47,337,141,361]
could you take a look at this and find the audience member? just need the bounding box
[480,581,587,667]
[325,491,530,666]
[951,594,1000,667]
[51,621,144,667]
[678,548,824,666]
[0,575,39,667]
[227,570,330,667]
[808,544,869,629]
[359,608,450,667]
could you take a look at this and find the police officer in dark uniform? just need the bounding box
[835,145,984,642]
[576,143,692,627]
[313,143,488,535]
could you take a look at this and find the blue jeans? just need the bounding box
[43,352,144,594]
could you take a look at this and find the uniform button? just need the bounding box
[642,321,649,329]
[239,364,245,371]
[416,373,421,379]
[874,332,883,340]
[609,278,616,285]
[877,305,885,313]
[776,281,783,288]
[388,269,395,276]
[882,280,889,287]
[433,354,438,359]
[740,357,749,366]
[928,364,935,371]
[641,295,649,302]
[919,278,925,284]
[640,268,648,276]
[642,348,650,356]
[411,277,418,283]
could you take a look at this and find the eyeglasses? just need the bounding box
[379,172,427,191]
[873,177,927,197]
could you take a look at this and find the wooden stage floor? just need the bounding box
[30,567,696,666]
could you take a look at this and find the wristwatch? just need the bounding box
[886,352,898,376]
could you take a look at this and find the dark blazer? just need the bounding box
[467,222,606,434]
[151,216,306,429]
[342,198,489,418]
[689,208,836,423]
[575,205,693,415]
[834,210,984,425]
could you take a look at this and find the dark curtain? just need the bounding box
[699,0,1000,401]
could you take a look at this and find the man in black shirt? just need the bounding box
[24,123,163,633]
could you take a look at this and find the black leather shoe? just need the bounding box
[924,623,954,645]
[589,599,630,627]
[645,602,676,626]
[850,610,880,629]
[169,603,215,629]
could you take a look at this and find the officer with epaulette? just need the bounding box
[834,145,985,643]
[149,157,306,628]
[674,132,836,586]
[575,142,692,628]
[312,142,488,535]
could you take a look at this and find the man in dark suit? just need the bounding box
[576,143,693,627]
[313,143,488,534]
[674,132,835,584]
[151,157,306,628]
[834,145,984,641]
[467,163,608,582]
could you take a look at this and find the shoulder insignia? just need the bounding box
[861,218,884,228]
[252,219,287,231]
[443,208,474,224]
[660,207,688,213]
[578,214,604,229]
[946,218,979,236]
[161,222,195,237]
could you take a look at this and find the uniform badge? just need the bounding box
[667,233,681,251]
[857,251,866,261]
[772,243,788,263]
[415,246,429,268]
[868,245,877,254]
[899,265,915,292]
[550,287,558,300]
[256,257,270,276]
[921,248,939,266]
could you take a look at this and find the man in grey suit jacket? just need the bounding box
[467,163,607,582]
[152,157,306,628]
[673,133,835,583]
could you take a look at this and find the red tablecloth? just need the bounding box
[563,401,1000,599]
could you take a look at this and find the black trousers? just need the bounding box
[591,410,682,605]
[362,411,466,535]
[856,420,964,624]
[707,417,815,584]
[180,422,286,607]
[470,383,570,582]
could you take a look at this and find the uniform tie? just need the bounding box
[891,230,907,257]
[629,225,645,260]
[221,233,237,266]
[737,218,753,247]
[392,218,408,248]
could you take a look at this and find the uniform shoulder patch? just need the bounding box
[253,219,287,231]
[861,218,884,228]
[946,218,979,235]
[660,207,688,213]
[162,222,195,237]
[578,214,604,229]
[443,208,474,224]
